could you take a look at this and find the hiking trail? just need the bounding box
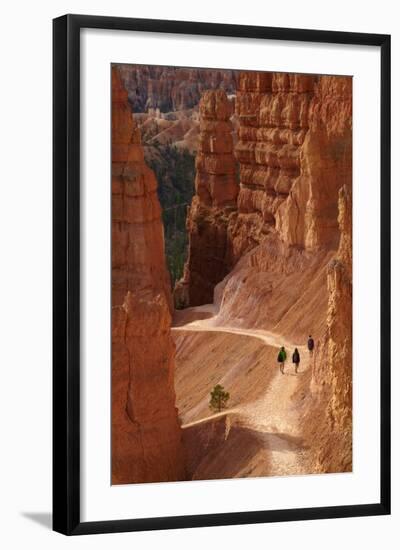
[172,305,311,477]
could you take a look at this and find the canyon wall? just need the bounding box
[276,75,352,250]
[230,72,315,259]
[175,70,352,475]
[118,65,237,113]
[180,72,351,321]
[230,72,352,261]
[111,67,185,484]
[175,90,239,306]
[207,73,352,341]
[304,184,352,473]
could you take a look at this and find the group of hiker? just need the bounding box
[277,335,315,374]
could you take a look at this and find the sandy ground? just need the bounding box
[172,305,313,479]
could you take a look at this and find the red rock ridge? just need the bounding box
[111,67,185,484]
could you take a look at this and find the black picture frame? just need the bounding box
[53,14,391,535]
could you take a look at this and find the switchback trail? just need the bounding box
[172,305,311,477]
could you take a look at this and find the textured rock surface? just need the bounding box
[304,184,352,473]
[194,72,353,473]
[118,65,237,113]
[111,67,185,484]
[324,184,352,429]
[209,73,351,340]
[178,73,351,316]
[230,72,352,261]
[195,90,238,208]
[276,76,352,250]
[175,90,239,306]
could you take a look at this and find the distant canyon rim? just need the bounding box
[111,64,352,484]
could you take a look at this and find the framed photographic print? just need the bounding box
[53,14,391,535]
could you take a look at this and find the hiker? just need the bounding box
[292,348,300,374]
[277,346,287,374]
[307,335,315,356]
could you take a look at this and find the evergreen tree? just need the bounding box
[209,384,230,413]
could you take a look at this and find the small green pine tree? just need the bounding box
[209,384,230,413]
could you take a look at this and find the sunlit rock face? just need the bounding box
[276,75,352,251]
[111,67,185,484]
[229,72,352,261]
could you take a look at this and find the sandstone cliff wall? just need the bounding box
[175,90,239,306]
[230,72,352,260]
[303,184,352,473]
[112,67,185,484]
[204,73,351,341]
[276,76,352,250]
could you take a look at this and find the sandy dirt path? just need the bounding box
[173,306,311,477]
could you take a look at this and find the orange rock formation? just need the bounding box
[230,72,352,259]
[175,90,239,306]
[305,184,352,472]
[177,71,352,475]
[111,67,185,484]
[212,73,352,337]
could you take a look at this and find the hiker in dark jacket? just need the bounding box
[292,348,300,374]
[277,346,287,374]
[307,335,315,356]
